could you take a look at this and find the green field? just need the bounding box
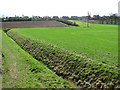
[3,21,119,88]
[2,31,75,88]
[9,22,118,66]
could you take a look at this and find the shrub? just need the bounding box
[3,28,11,33]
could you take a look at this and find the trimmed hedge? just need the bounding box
[7,30,119,89]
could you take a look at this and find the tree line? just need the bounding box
[91,14,119,24]
[1,14,119,25]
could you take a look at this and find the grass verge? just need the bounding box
[2,30,75,88]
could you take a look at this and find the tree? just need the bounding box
[112,14,118,24]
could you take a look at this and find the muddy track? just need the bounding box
[2,21,67,28]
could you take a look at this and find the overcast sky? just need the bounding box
[0,0,119,17]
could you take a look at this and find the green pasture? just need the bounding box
[9,22,118,66]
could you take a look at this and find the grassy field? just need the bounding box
[2,31,75,88]
[5,21,119,88]
[9,22,118,66]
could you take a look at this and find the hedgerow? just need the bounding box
[7,30,119,89]
[57,19,79,26]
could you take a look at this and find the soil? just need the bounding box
[2,21,67,28]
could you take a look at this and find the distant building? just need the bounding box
[70,16,78,20]
[62,16,69,20]
[43,16,51,20]
[32,16,42,21]
[92,15,100,20]
[23,16,29,18]
[53,16,59,19]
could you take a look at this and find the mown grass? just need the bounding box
[9,22,118,66]
[2,31,75,88]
